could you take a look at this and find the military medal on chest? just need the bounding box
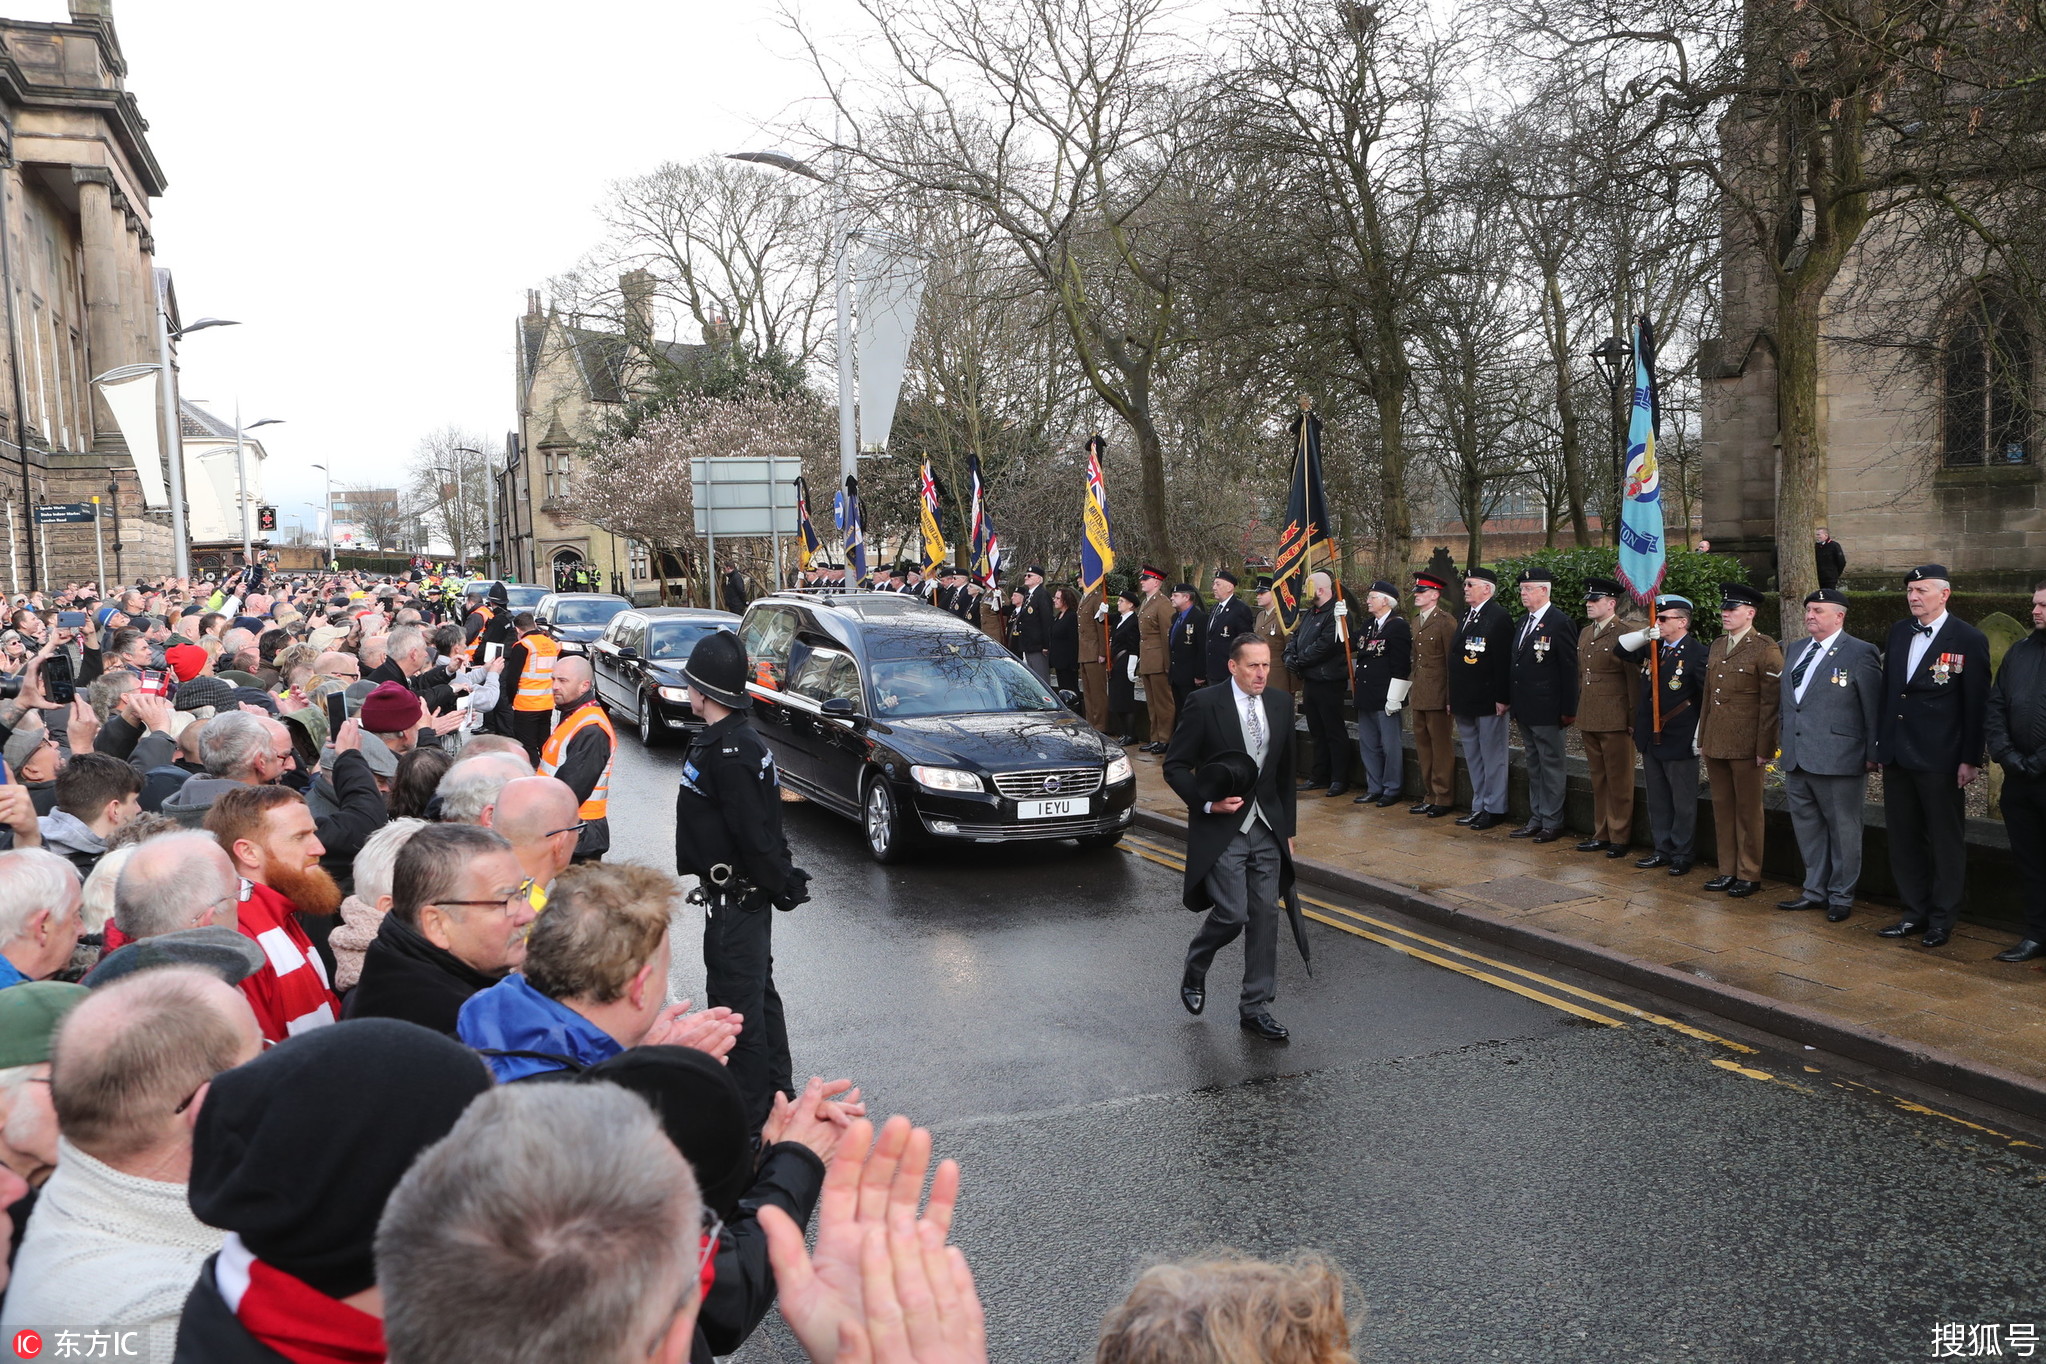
[1830,666,1848,687]
[1463,634,1485,666]
[1932,652,1960,685]
[1667,656,1684,690]
[1533,635,1550,661]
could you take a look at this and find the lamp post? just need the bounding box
[1589,334,1632,548]
[433,461,464,567]
[232,405,282,564]
[310,462,332,563]
[453,446,495,579]
[153,311,238,578]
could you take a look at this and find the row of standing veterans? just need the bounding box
[1312,561,2028,960]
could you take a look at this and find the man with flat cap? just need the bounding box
[1509,567,1578,842]
[1617,594,1710,875]
[1136,566,1176,750]
[1697,581,1782,897]
[1016,565,1053,682]
[1407,571,1459,816]
[1204,569,1255,689]
[1575,576,1641,856]
[1163,633,1299,1042]
[1775,587,1882,921]
[1875,564,1990,948]
[1351,580,1412,807]
[1168,582,1209,715]
[1450,567,1515,829]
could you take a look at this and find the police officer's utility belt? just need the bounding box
[685,861,759,910]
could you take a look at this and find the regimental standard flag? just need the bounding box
[917,459,948,577]
[794,476,822,571]
[843,474,868,582]
[1080,433,1115,593]
[1617,315,1665,604]
[967,453,999,587]
[1270,406,1339,634]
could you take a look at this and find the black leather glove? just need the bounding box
[772,867,812,913]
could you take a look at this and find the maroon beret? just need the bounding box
[357,681,422,734]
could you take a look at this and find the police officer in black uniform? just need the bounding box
[676,630,811,1126]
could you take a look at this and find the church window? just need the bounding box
[1944,287,2034,467]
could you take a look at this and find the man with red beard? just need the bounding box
[204,785,343,1042]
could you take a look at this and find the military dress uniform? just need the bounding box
[1697,583,1783,894]
[676,631,811,1128]
[1575,577,1641,854]
[1254,583,1298,701]
[1407,573,1459,814]
[1078,585,1112,732]
[1167,588,1209,721]
[1616,598,1709,872]
[1137,569,1177,748]
[1204,573,1256,689]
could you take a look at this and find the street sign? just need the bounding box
[34,503,95,525]
[689,456,803,537]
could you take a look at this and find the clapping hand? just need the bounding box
[760,1077,869,1163]
[641,1000,741,1060]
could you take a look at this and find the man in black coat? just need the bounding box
[1166,583,1209,720]
[721,566,749,615]
[1015,565,1053,682]
[1617,595,1710,875]
[344,825,535,1032]
[1874,564,1991,948]
[1449,567,1516,829]
[1163,634,1299,1041]
[1283,571,1351,796]
[1508,567,1579,841]
[1203,569,1256,687]
[1814,528,1846,590]
[1986,580,2046,963]
[1351,580,1413,806]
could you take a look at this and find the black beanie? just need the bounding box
[580,1046,754,1217]
[187,1019,492,1298]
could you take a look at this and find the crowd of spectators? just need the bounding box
[0,563,1360,1363]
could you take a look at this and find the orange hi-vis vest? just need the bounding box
[540,700,614,820]
[513,633,561,711]
[461,604,497,663]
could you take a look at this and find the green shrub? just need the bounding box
[1482,546,1754,640]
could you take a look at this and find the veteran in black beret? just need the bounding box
[1773,587,1882,920]
[1351,580,1413,806]
[1508,567,1578,841]
[1204,568,1256,688]
[1875,565,1990,948]
[1449,567,1515,828]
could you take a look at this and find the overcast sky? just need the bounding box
[37,0,855,534]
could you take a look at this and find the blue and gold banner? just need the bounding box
[1617,315,1665,603]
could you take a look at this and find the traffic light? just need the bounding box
[257,506,278,533]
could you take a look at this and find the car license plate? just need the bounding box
[1017,797,1088,819]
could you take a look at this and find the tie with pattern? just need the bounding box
[1246,694,1265,760]
[1791,641,1816,692]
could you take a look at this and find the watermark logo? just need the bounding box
[10,1333,38,1359]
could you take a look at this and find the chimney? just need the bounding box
[68,0,113,24]
[525,288,541,318]
[706,315,733,350]
[620,270,655,347]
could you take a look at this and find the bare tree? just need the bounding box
[337,485,407,553]
[403,427,494,566]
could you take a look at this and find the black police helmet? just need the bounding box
[684,630,752,711]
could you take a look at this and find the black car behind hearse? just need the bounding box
[738,590,1136,862]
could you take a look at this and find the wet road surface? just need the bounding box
[604,730,2046,1364]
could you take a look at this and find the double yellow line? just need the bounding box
[1119,832,1755,1052]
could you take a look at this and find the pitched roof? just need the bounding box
[179,402,237,441]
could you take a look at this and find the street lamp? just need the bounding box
[151,310,239,578]
[310,462,332,563]
[453,446,496,579]
[233,406,282,563]
[433,462,464,567]
[1589,334,1632,548]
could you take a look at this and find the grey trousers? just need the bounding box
[1356,709,1404,798]
[1783,768,1867,906]
[1186,821,1282,1018]
[1642,753,1699,858]
[1519,721,1567,828]
[1024,652,1051,683]
[1456,712,1510,814]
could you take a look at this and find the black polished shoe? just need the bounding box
[1877,918,1928,939]
[1324,783,1349,797]
[1994,938,2046,963]
[1468,812,1501,830]
[1605,846,1631,859]
[1531,828,1564,844]
[1507,822,1541,839]
[1298,779,1322,791]
[1668,859,1694,876]
[1454,811,1479,826]
[1702,875,1736,892]
[1409,801,1432,814]
[1425,804,1454,818]
[1575,838,1609,852]
[1725,880,1760,898]
[1118,735,1139,746]
[1826,905,1852,923]
[1634,853,1669,869]
[1922,928,1952,949]
[1142,742,1165,754]
[1179,973,1205,1016]
[1239,1011,1289,1041]
[1776,897,1825,911]
[1353,793,1375,804]
[1376,793,1402,807]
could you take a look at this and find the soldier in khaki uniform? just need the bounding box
[1575,575,1641,856]
[1137,565,1176,751]
[1698,581,1783,897]
[1254,578,1297,700]
[1407,571,1459,816]
[1078,583,1112,732]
